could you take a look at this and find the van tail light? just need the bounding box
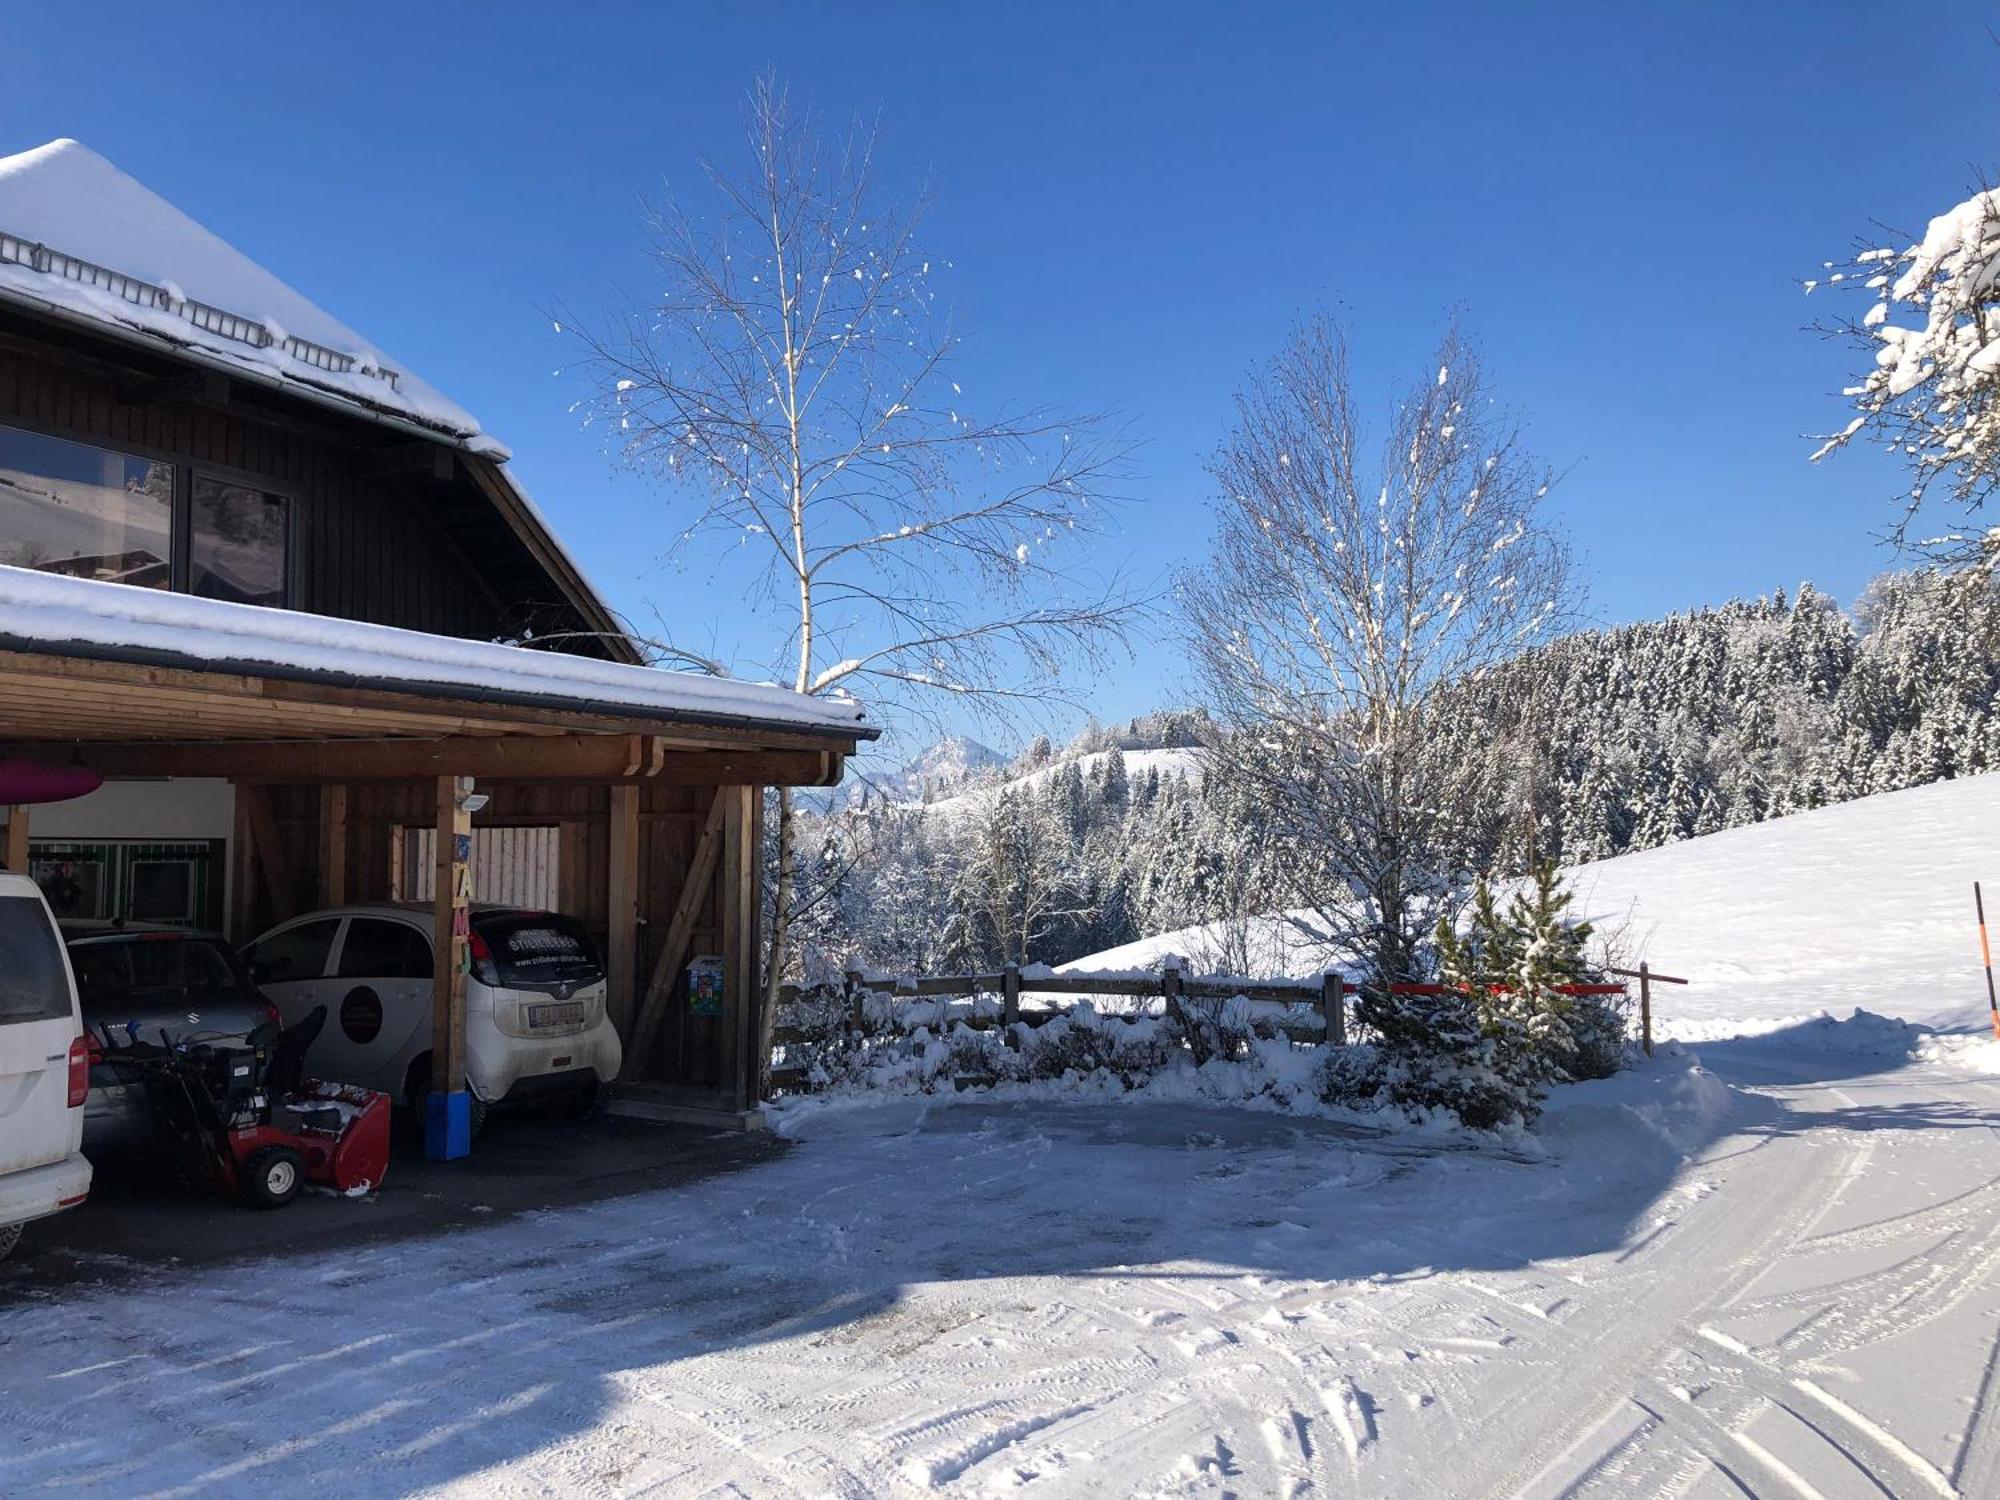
[67,1034,89,1108]
[265,1000,283,1025]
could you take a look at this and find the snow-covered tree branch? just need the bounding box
[1810,182,2000,560]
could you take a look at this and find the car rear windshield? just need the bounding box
[473,911,602,988]
[0,893,72,1025]
[69,935,250,1017]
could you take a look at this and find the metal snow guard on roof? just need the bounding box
[0,225,402,391]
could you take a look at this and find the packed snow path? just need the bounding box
[3,1022,1996,1497]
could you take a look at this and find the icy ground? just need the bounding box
[3,774,1999,1497]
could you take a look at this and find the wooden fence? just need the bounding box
[770,964,1346,1078]
[769,960,1688,1085]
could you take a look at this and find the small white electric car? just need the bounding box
[246,903,620,1129]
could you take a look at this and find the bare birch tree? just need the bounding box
[570,78,1135,1091]
[1186,315,1571,985]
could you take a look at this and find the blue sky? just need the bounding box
[2,3,1994,758]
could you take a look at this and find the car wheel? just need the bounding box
[242,1146,304,1209]
[0,1222,21,1261]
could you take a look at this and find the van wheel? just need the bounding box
[243,1146,303,1209]
[0,1222,21,1261]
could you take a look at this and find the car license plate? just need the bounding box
[529,1001,583,1028]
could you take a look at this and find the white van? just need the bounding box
[246,903,621,1130]
[0,871,91,1260]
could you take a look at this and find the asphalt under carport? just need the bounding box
[1,1110,787,1298]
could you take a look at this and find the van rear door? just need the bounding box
[0,890,83,1177]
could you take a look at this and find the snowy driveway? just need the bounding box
[3,1026,1997,1498]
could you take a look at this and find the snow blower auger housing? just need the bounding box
[107,1005,391,1208]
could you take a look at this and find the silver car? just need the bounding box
[62,922,278,1155]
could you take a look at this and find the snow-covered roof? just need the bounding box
[0,564,874,739]
[0,139,504,456]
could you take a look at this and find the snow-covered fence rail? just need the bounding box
[767,961,1348,1089]
[766,960,1689,1091]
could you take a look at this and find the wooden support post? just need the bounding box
[427,774,474,1160]
[1639,962,1654,1057]
[1161,958,1183,1018]
[718,785,757,1110]
[846,969,866,1031]
[3,803,27,873]
[1321,972,1347,1047]
[606,783,640,1038]
[318,784,349,907]
[1002,962,1021,1027]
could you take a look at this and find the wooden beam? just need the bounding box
[318,784,349,906]
[429,774,473,1156]
[462,454,646,666]
[623,790,725,1081]
[3,804,27,873]
[606,784,641,1040]
[7,737,846,785]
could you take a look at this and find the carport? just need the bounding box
[0,566,875,1155]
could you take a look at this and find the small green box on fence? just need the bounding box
[687,955,724,1016]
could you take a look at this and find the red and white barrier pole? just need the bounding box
[1978,881,1999,1042]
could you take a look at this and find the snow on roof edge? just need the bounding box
[0,138,495,450]
[0,565,873,739]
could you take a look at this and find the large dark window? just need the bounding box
[0,426,174,588]
[190,476,288,607]
[0,425,290,606]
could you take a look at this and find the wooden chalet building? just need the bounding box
[0,139,875,1145]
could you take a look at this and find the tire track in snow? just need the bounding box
[1463,1111,1868,1499]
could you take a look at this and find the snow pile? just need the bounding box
[0,563,869,734]
[0,140,497,452]
[1537,1040,1738,1158]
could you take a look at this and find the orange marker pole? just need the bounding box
[1978,882,1999,1042]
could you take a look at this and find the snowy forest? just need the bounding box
[789,551,2000,980]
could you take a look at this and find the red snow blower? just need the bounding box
[103,1006,391,1208]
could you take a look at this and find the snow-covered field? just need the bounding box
[4,774,1999,1497]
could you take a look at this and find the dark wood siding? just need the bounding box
[0,330,527,642]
